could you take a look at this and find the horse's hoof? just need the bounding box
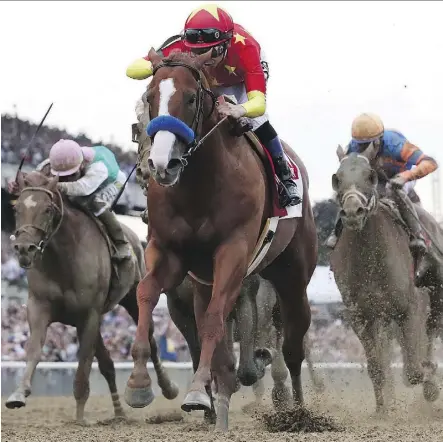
[5,391,26,409]
[161,381,179,400]
[272,385,292,411]
[423,381,440,402]
[181,390,211,412]
[124,385,155,408]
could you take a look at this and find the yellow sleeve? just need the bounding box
[240,90,266,118]
[126,58,153,80]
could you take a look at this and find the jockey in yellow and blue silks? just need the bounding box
[326,113,438,262]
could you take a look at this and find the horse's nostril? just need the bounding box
[28,244,38,252]
[339,209,346,218]
[167,159,182,170]
[13,244,19,251]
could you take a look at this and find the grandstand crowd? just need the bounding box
[2,114,442,364]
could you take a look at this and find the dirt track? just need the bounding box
[2,383,443,442]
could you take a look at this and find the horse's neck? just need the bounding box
[38,202,86,265]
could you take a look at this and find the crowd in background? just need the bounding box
[1,114,137,183]
[3,297,442,364]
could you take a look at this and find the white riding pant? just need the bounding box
[78,170,127,216]
[212,49,270,131]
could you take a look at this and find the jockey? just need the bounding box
[9,139,132,262]
[326,113,438,261]
[126,3,301,207]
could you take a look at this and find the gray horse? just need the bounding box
[329,143,440,413]
[5,171,178,422]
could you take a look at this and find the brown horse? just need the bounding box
[329,143,440,412]
[124,49,317,431]
[5,171,178,422]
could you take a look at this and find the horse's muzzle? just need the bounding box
[340,206,368,231]
[148,159,183,187]
[13,242,40,269]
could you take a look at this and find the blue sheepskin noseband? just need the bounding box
[147,115,195,145]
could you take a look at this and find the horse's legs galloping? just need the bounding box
[422,284,443,402]
[125,242,183,408]
[398,292,427,386]
[181,237,248,431]
[95,332,125,418]
[304,333,326,393]
[166,292,217,424]
[119,286,179,403]
[264,244,311,407]
[74,309,100,422]
[5,297,51,409]
[270,302,291,410]
[351,316,395,413]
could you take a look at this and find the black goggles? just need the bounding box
[184,28,232,45]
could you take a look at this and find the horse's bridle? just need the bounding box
[150,59,218,166]
[338,155,379,217]
[12,186,64,254]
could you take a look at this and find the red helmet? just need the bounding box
[183,4,234,49]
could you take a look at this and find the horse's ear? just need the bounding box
[147,47,162,69]
[47,175,59,192]
[336,144,346,161]
[362,141,377,162]
[194,49,214,69]
[332,173,339,191]
[16,171,26,191]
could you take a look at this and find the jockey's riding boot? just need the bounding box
[325,216,343,249]
[393,189,428,257]
[272,154,301,207]
[98,209,132,262]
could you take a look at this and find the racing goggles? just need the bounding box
[184,28,233,45]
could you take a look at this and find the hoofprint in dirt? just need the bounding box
[3,382,443,442]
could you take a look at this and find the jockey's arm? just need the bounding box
[396,141,438,181]
[58,162,109,197]
[126,39,185,80]
[239,45,267,119]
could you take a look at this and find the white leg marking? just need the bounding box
[23,195,38,209]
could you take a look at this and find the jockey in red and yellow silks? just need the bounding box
[126,3,301,207]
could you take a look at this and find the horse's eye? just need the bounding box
[188,94,196,105]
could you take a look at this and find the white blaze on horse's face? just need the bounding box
[149,78,177,178]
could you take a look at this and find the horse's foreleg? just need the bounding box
[422,287,442,402]
[149,323,179,400]
[5,298,50,409]
[95,332,125,418]
[270,306,291,410]
[74,310,100,423]
[182,239,248,432]
[399,295,427,386]
[125,241,183,408]
[304,333,325,393]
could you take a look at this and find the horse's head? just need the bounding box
[332,142,379,231]
[139,48,216,187]
[11,171,63,268]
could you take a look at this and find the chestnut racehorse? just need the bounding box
[125,49,317,431]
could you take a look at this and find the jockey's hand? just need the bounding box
[217,102,246,120]
[389,174,408,189]
[57,182,68,193]
[7,181,19,195]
